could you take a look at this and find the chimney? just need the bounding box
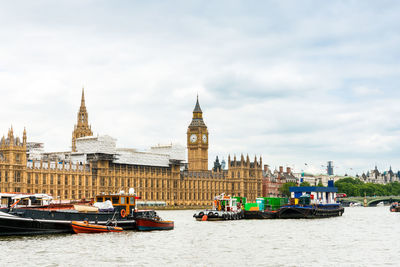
[264,165,269,172]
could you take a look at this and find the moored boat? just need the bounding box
[278,183,345,219]
[0,188,173,236]
[279,204,344,219]
[193,193,244,221]
[0,211,74,236]
[136,218,174,231]
[390,202,400,212]
[71,221,123,234]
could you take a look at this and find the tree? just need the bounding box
[334,178,400,197]
[279,182,297,197]
[300,181,311,187]
[317,181,324,187]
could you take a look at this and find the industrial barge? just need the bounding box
[279,183,344,219]
[194,181,344,221]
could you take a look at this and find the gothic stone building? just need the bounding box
[0,91,263,206]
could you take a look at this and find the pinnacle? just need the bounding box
[193,95,202,113]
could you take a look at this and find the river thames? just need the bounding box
[1,206,399,266]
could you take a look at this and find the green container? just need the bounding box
[263,197,289,210]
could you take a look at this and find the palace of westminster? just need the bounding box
[0,90,264,206]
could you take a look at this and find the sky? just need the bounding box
[0,1,399,176]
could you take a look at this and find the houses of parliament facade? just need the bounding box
[0,91,263,206]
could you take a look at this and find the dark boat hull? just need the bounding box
[244,210,278,219]
[278,205,344,219]
[135,218,174,231]
[0,208,138,236]
[0,212,73,236]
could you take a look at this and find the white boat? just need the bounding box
[376,201,384,207]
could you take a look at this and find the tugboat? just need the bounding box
[193,193,244,221]
[390,202,400,212]
[278,181,344,219]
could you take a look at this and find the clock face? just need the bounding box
[202,134,207,143]
[190,134,197,143]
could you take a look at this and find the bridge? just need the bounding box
[339,196,400,207]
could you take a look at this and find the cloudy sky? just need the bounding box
[1,1,399,176]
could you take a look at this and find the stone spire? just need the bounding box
[8,125,14,139]
[23,127,27,145]
[81,87,85,106]
[72,88,93,151]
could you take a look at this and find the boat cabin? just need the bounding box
[95,191,138,215]
[0,193,53,208]
[289,185,338,205]
[212,193,240,212]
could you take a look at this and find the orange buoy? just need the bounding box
[121,209,127,218]
[201,215,208,221]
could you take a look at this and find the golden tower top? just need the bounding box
[72,88,93,151]
[189,95,206,128]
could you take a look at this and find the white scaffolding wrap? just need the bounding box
[25,135,185,168]
[76,135,116,154]
[114,149,171,167]
[150,144,186,161]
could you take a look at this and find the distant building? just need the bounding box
[263,166,297,197]
[327,161,334,175]
[359,165,400,184]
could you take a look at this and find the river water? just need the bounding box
[1,206,399,266]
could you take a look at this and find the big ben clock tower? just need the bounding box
[187,96,209,171]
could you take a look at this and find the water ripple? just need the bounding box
[0,207,399,266]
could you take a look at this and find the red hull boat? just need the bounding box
[71,221,123,234]
[136,217,174,231]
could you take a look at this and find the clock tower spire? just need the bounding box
[187,96,209,171]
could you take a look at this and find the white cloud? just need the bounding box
[352,86,382,96]
[0,1,400,176]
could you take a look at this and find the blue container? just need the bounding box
[256,198,265,210]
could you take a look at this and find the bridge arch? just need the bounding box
[368,197,400,207]
[339,196,400,207]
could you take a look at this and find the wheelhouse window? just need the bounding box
[112,197,119,204]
